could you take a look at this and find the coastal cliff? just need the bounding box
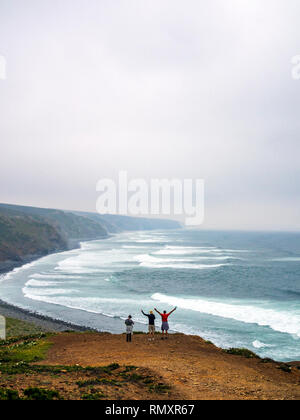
[0,203,181,273]
[1,330,300,400]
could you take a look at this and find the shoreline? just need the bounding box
[1,235,299,364]
[0,298,96,333]
[1,292,299,365]
[0,235,147,335]
[0,238,109,333]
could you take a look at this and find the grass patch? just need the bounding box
[278,364,292,373]
[0,387,61,401]
[76,379,103,388]
[119,372,144,382]
[143,377,154,385]
[0,332,50,347]
[0,361,121,376]
[0,363,83,375]
[224,348,260,359]
[260,358,275,364]
[147,383,171,394]
[23,387,62,400]
[0,388,20,400]
[0,339,52,364]
[83,363,120,376]
[81,391,106,400]
[77,377,122,388]
[0,331,174,400]
[103,363,120,372]
[5,318,48,338]
[97,378,122,387]
[124,365,138,372]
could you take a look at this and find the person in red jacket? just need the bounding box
[154,307,177,339]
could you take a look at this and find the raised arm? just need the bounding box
[154,308,162,316]
[168,307,177,316]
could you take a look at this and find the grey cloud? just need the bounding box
[0,0,300,230]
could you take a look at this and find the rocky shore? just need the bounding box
[0,299,94,333]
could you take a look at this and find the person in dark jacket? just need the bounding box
[141,309,156,341]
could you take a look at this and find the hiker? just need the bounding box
[154,307,177,339]
[141,309,156,341]
[125,315,134,342]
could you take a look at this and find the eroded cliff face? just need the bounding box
[0,204,107,272]
[0,212,66,272]
[0,212,67,262]
[0,203,181,273]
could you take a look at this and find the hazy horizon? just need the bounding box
[1,0,300,231]
[2,200,300,234]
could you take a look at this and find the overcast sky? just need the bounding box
[0,0,300,230]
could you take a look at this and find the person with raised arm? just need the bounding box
[154,307,177,339]
[141,309,156,341]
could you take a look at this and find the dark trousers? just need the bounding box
[126,334,132,342]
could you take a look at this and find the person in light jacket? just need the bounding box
[125,315,134,342]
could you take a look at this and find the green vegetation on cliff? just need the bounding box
[0,209,67,264]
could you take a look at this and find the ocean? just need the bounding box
[1,229,300,362]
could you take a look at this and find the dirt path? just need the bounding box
[43,333,300,400]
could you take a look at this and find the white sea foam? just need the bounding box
[271,257,300,262]
[152,293,300,337]
[23,286,79,296]
[135,239,169,243]
[122,246,149,249]
[141,262,227,269]
[21,293,150,319]
[134,254,233,266]
[221,249,249,253]
[135,254,193,264]
[153,251,236,260]
[54,249,135,274]
[154,250,246,259]
[25,279,62,287]
[1,261,38,282]
[155,246,248,255]
[166,246,215,249]
[155,249,218,255]
[252,340,273,349]
[29,273,82,280]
